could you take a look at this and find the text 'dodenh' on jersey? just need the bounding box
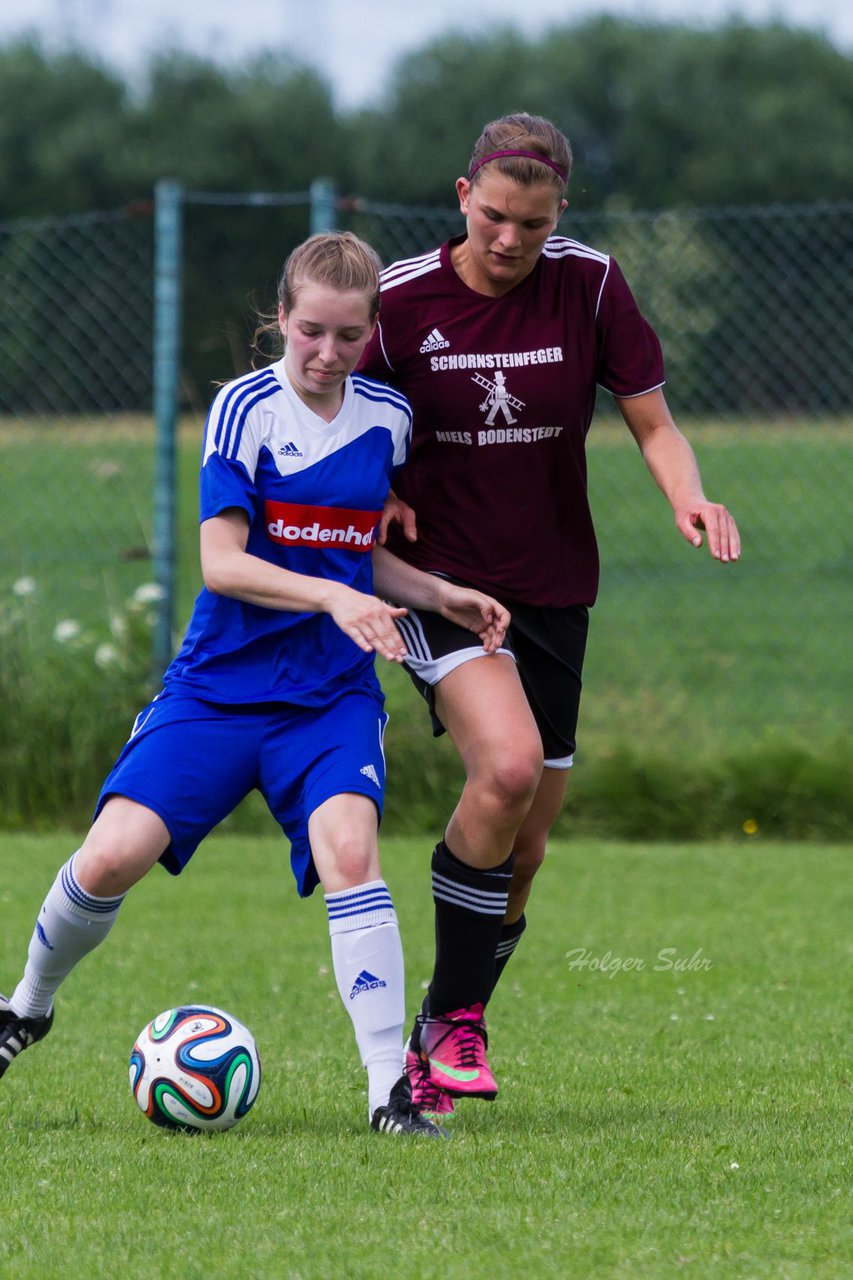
[264,500,381,551]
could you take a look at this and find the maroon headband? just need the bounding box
[468,148,568,183]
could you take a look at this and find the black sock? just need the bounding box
[416,914,528,1041]
[488,913,527,999]
[425,839,514,1018]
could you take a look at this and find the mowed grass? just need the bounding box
[584,420,853,756]
[2,833,853,1279]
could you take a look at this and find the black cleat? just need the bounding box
[370,1073,450,1138]
[0,994,54,1079]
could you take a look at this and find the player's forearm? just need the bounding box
[371,546,444,610]
[202,544,339,615]
[640,424,707,511]
[618,391,707,510]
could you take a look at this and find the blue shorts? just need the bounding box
[95,690,388,897]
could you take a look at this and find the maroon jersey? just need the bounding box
[359,234,665,606]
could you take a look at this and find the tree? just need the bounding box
[347,18,853,210]
[2,21,850,408]
[121,53,345,396]
[0,42,131,217]
[123,52,340,193]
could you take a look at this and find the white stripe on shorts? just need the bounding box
[402,638,516,687]
[543,753,575,769]
[395,612,430,663]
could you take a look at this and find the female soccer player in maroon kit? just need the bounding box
[359,113,740,1117]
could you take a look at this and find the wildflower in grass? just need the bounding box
[12,576,37,597]
[53,619,81,643]
[95,643,120,669]
[129,583,165,629]
[110,612,128,640]
[132,582,165,606]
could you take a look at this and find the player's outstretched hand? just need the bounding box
[329,585,409,663]
[436,582,510,654]
[377,490,417,546]
[675,500,741,563]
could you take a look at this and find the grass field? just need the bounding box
[3,415,850,763]
[2,414,850,836]
[2,832,853,1278]
[585,420,853,756]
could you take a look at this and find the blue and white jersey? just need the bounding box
[164,359,412,705]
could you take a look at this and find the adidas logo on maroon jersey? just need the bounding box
[420,328,449,353]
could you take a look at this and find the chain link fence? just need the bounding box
[1,203,156,652]
[344,195,853,782]
[2,188,851,793]
[347,196,853,417]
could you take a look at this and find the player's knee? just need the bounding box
[324,834,379,889]
[74,843,132,896]
[75,827,158,896]
[480,745,543,813]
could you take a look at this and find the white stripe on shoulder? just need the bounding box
[380,248,441,279]
[380,249,443,292]
[599,380,666,398]
[350,373,412,413]
[543,236,610,266]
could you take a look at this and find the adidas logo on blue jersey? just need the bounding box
[349,969,388,1000]
[277,441,303,457]
[360,763,380,788]
[419,327,449,353]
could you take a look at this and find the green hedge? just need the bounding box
[1,597,848,841]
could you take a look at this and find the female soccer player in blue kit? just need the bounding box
[0,231,509,1138]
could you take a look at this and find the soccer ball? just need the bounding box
[129,1005,261,1132]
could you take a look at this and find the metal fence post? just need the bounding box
[152,179,184,675]
[309,178,337,234]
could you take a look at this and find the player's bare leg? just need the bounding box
[437,655,543,871]
[506,766,569,923]
[407,656,543,1104]
[74,797,171,895]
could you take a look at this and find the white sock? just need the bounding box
[11,853,126,1018]
[325,880,405,1118]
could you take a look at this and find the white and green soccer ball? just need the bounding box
[130,1005,261,1132]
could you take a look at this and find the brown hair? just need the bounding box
[468,113,572,194]
[253,231,381,363]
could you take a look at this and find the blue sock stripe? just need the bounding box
[325,887,394,909]
[325,882,395,922]
[61,860,125,916]
[326,896,396,921]
[325,883,390,905]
